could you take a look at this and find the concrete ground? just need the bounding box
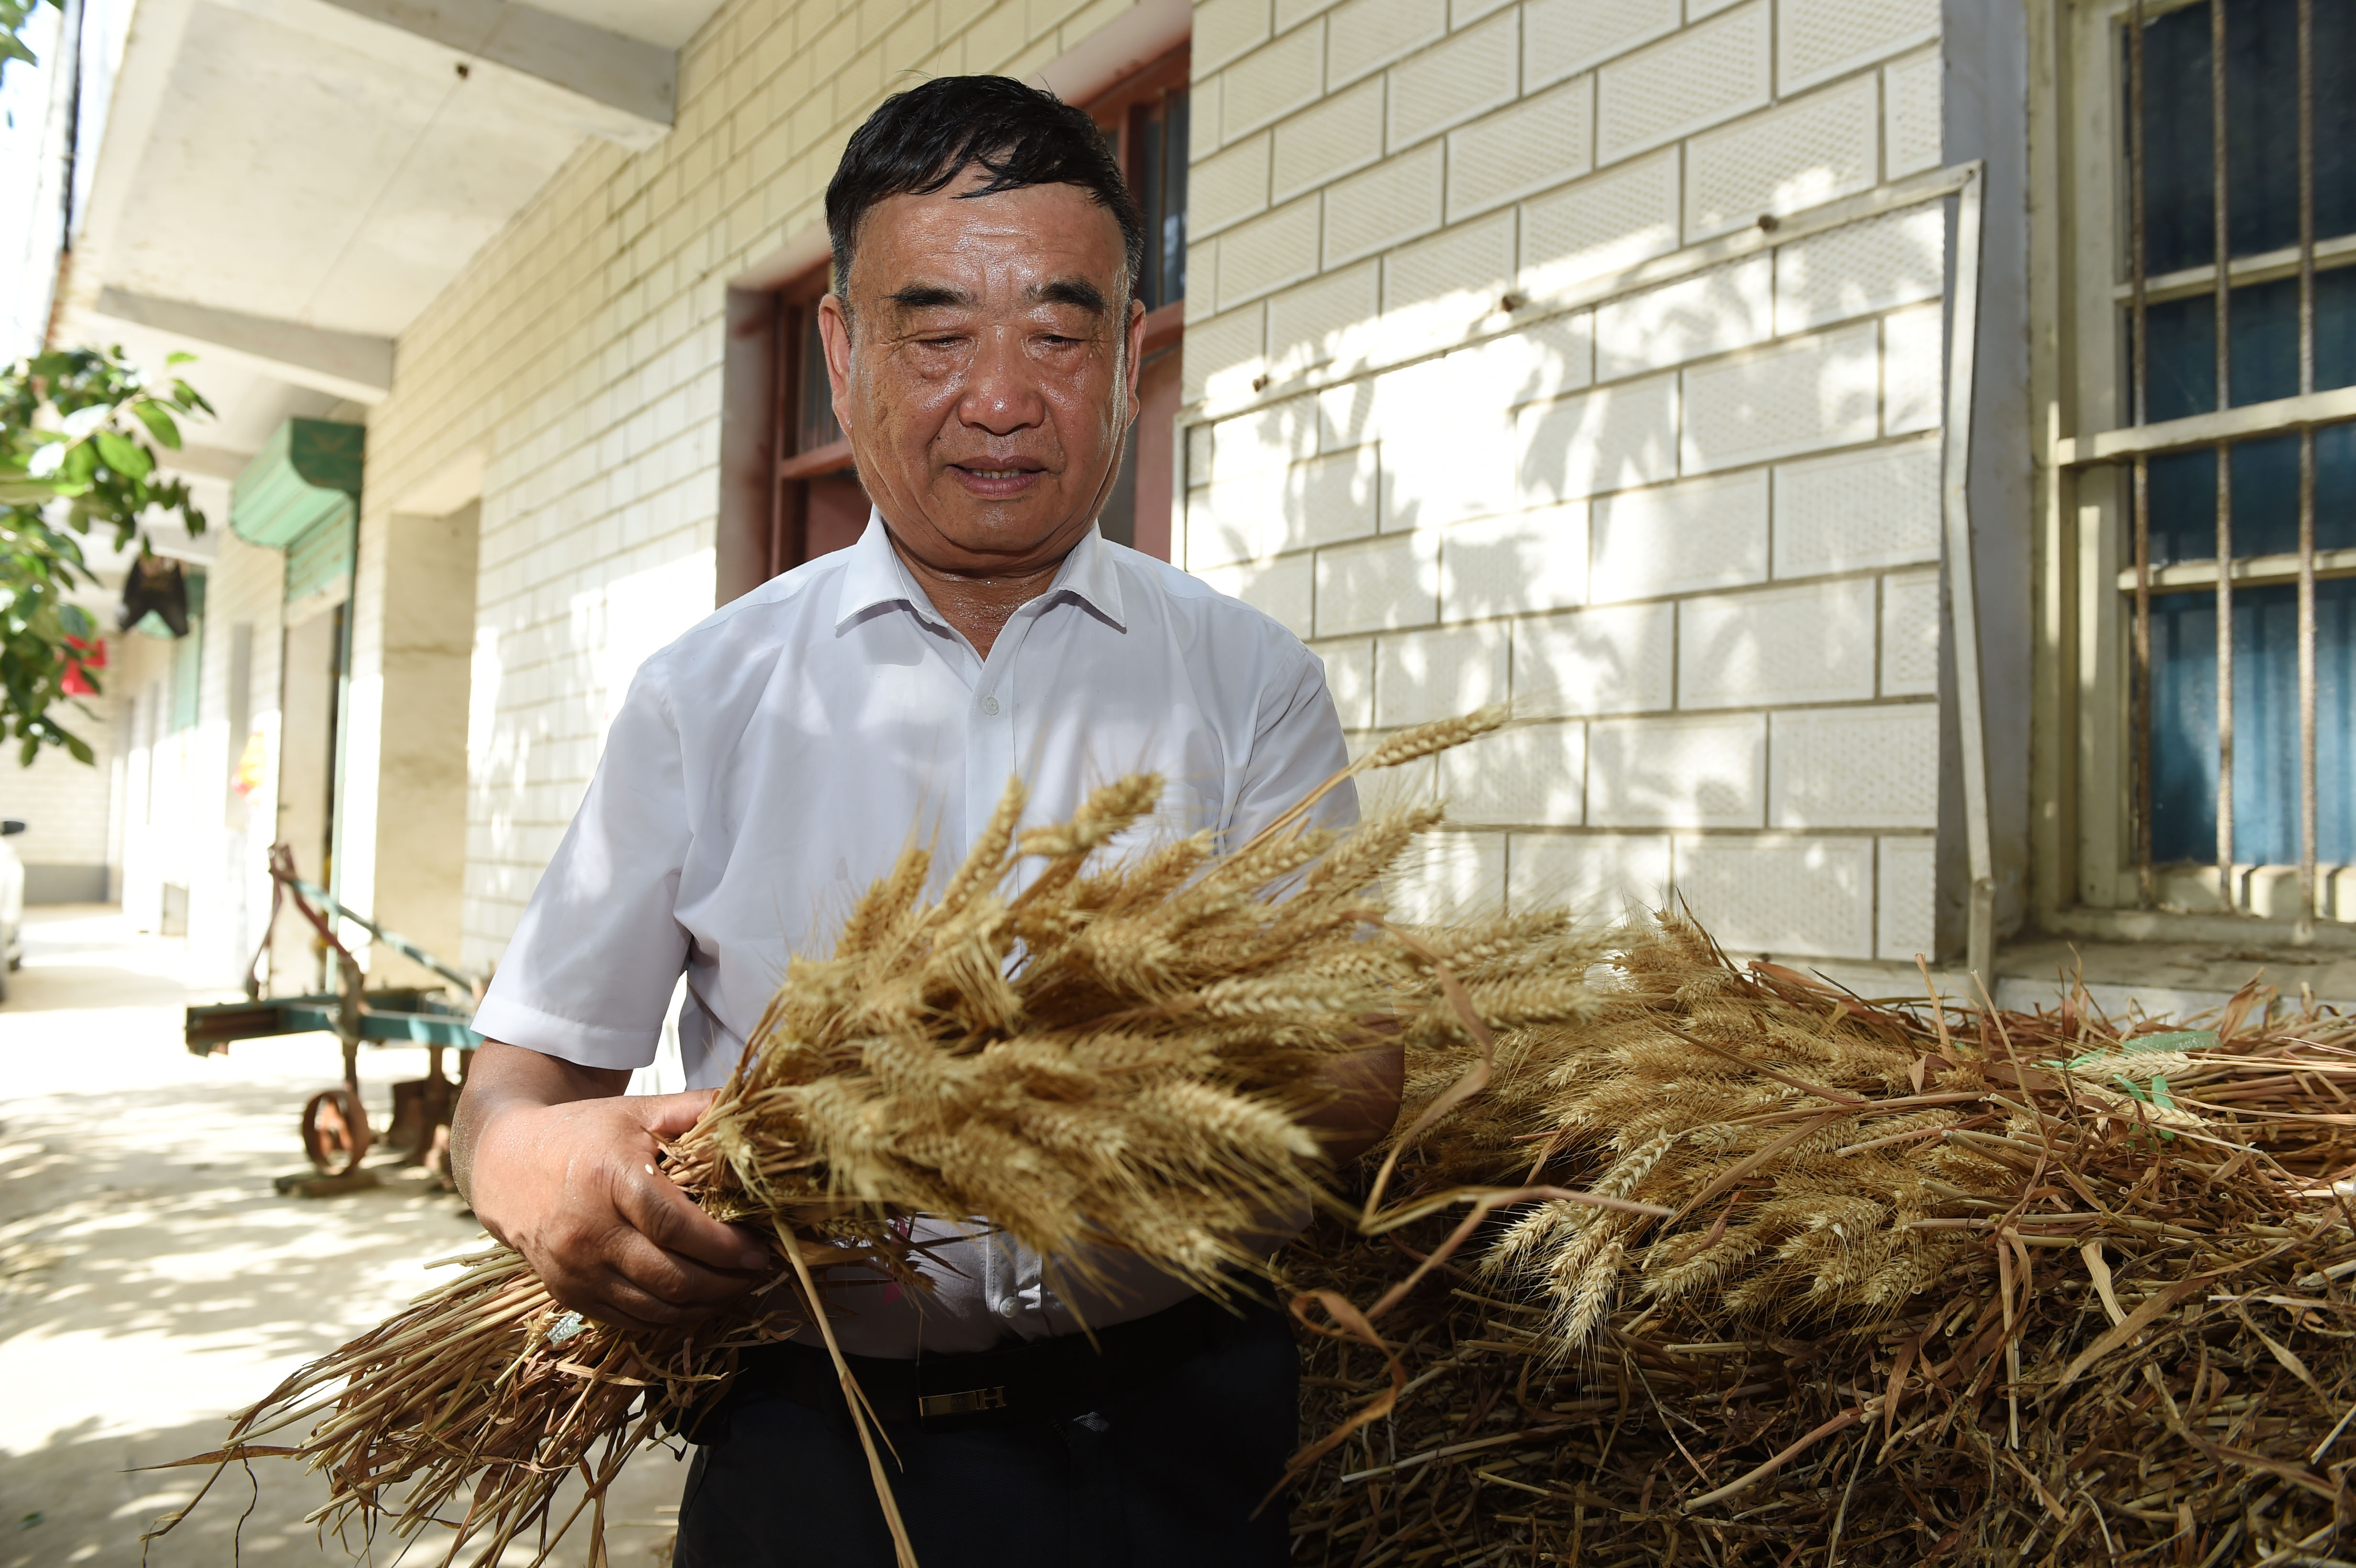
[0,907,686,1567]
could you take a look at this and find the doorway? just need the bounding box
[270,603,344,995]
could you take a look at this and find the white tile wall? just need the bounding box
[1448,77,1595,222]
[1595,257,1775,378]
[1775,206,1946,333]
[1877,833,1939,959]
[1198,555,1316,636]
[1388,9,1519,145]
[1179,0,1956,963]
[1681,321,1881,472]
[1274,78,1387,204]
[1324,142,1446,267]
[1516,372,1680,505]
[1316,529,1440,633]
[1590,469,1768,601]
[1882,302,1947,434]
[1779,0,1940,94]
[1513,601,1675,714]
[1589,713,1764,827]
[1327,0,1448,87]
[1885,48,1945,179]
[1520,150,1683,293]
[1523,0,1676,91]
[1440,502,1589,620]
[1768,703,1939,828]
[1680,578,1878,708]
[1317,636,1377,726]
[1881,569,1942,695]
[1673,834,1876,958]
[1439,719,1586,825]
[1375,622,1510,725]
[1593,3,1770,164]
[1771,436,1942,577]
[1506,830,1672,916]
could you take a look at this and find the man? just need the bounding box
[453,75,1401,1566]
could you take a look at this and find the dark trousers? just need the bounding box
[673,1300,1298,1568]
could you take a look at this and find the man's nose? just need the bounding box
[957,326,1046,436]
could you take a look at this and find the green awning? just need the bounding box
[232,419,363,605]
[231,419,363,549]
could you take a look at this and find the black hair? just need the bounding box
[826,76,1146,311]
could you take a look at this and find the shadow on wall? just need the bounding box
[1185,201,1951,956]
[462,547,716,975]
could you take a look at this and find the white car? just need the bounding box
[0,819,26,997]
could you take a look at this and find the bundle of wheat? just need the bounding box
[1283,915,2356,1567]
[152,707,1631,1568]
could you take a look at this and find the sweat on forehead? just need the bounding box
[826,76,1145,300]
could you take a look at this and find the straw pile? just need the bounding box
[152,708,1626,1567]
[150,706,2356,1568]
[1283,915,2356,1567]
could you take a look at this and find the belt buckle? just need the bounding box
[918,1385,1010,1420]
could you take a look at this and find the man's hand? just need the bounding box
[452,1042,770,1333]
[1300,1036,1407,1167]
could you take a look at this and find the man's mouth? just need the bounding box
[949,461,1047,497]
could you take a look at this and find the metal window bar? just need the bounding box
[2213,0,2236,903]
[2096,0,2343,926]
[2129,0,2155,909]
[2298,0,2320,935]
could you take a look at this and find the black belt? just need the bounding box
[705,1291,1244,1438]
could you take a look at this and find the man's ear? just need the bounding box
[1123,294,1146,430]
[818,293,855,429]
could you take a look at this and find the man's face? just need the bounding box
[819,168,1146,577]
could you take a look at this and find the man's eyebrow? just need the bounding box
[887,283,971,312]
[1029,278,1107,314]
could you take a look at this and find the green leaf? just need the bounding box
[164,351,196,366]
[0,34,34,67]
[58,403,110,440]
[91,430,150,479]
[129,401,181,449]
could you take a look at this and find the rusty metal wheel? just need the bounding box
[302,1087,372,1175]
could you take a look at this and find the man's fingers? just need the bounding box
[627,1089,719,1141]
[617,1163,770,1272]
[578,1275,708,1335]
[605,1227,763,1308]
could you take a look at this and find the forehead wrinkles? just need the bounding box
[852,185,1129,308]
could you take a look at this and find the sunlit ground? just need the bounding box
[0,907,684,1567]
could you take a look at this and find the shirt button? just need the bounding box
[981,696,1001,716]
[997,1297,1020,1317]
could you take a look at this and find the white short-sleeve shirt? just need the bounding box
[472,513,1354,1357]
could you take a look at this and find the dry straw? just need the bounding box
[1285,916,2356,1566]
[153,706,1612,1567]
[153,707,2356,1568]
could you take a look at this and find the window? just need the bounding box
[767,267,869,577]
[757,49,1192,579]
[2059,0,2356,926]
[1087,47,1189,560]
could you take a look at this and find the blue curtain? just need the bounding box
[2152,578,2355,865]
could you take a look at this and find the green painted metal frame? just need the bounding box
[185,988,480,1057]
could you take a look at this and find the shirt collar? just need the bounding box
[834,509,1128,633]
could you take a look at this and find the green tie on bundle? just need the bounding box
[148,708,2356,1568]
